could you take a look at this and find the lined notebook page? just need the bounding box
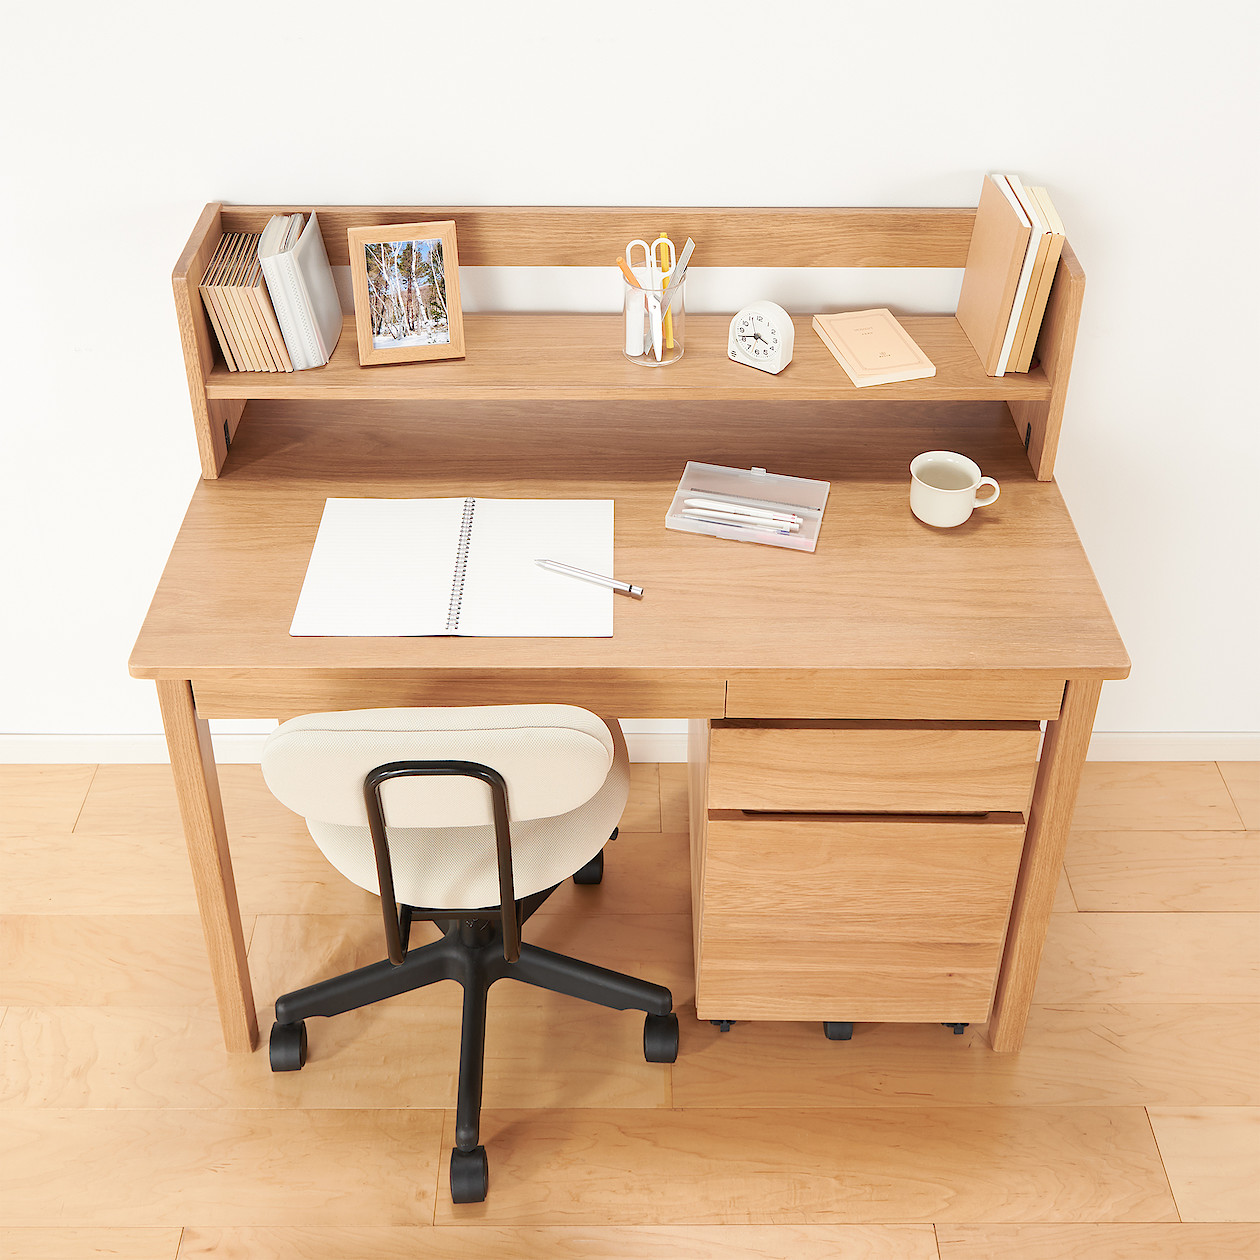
[289,497,614,637]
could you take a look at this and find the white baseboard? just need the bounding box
[1,730,1258,764]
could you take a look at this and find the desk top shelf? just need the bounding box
[205,313,1052,404]
[174,204,1083,482]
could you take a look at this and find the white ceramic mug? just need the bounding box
[909,451,1000,528]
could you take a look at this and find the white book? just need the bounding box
[258,212,343,369]
[290,498,614,637]
[994,174,1045,376]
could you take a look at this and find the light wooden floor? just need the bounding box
[1,759,1257,1260]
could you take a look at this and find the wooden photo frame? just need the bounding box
[347,220,464,365]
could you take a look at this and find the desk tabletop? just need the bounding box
[130,399,1128,715]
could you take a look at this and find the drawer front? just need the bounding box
[707,720,1040,813]
[724,672,1066,720]
[695,815,1026,1022]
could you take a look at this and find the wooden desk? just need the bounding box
[131,397,1128,1055]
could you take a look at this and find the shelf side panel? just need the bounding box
[1009,243,1085,481]
[172,203,245,478]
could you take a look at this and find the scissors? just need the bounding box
[625,237,664,359]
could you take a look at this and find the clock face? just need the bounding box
[733,309,781,362]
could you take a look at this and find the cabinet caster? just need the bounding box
[823,1021,854,1041]
[450,1145,489,1203]
[942,1022,969,1036]
[710,1020,736,1032]
[644,1012,679,1063]
[269,1020,307,1072]
[573,849,604,885]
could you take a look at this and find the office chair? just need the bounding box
[259,705,679,1203]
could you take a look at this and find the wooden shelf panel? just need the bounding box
[205,314,1051,404]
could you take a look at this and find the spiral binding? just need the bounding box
[445,497,477,633]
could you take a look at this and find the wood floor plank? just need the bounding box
[1072,762,1244,831]
[0,1228,182,1259]
[0,1109,444,1227]
[177,1224,938,1259]
[1147,1107,1260,1222]
[1219,762,1260,830]
[525,830,691,917]
[659,762,689,832]
[1054,866,1077,912]
[1032,913,1260,1004]
[0,765,96,835]
[0,999,669,1111]
[433,1106,1176,1225]
[0,916,224,1007]
[936,1223,1260,1259]
[671,1002,1260,1108]
[1065,830,1260,911]
[74,762,664,839]
[246,912,694,1014]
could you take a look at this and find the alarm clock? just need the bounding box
[728,300,794,374]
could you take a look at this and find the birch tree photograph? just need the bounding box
[364,236,450,348]
[348,221,465,366]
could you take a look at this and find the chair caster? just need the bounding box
[269,1020,307,1072]
[573,849,604,885]
[943,1022,969,1036]
[644,1012,679,1063]
[823,1021,854,1041]
[450,1145,489,1203]
[710,1020,736,1032]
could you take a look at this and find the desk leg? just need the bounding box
[988,676,1101,1052]
[157,678,259,1053]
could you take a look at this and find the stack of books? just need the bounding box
[199,233,292,372]
[956,174,1066,377]
[199,213,342,372]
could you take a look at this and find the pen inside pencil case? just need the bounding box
[684,487,820,518]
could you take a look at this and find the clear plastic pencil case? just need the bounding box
[665,462,830,552]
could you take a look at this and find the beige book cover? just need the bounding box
[199,233,241,372]
[956,174,1032,375]
[1005,179,1055,373]
[1010,186,1066,372]
[811,308,936,387]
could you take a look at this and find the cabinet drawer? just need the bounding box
[707,720,1040,813]
[695,814,1026,1022]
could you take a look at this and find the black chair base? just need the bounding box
[270,909,677,1203]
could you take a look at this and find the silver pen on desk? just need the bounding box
[536,559,644,598]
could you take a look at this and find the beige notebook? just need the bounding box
[811,308,935,387]
[1010,185,1065,372]
[956,174,1032,375]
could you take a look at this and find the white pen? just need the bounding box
[680,510,795,535]
[683,497,803,525]
[536,558,644,598]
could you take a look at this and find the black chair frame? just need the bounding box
[269,757,677,1203]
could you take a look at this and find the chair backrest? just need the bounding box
[261,704,615,830]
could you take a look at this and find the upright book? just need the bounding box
[811,308,935,387]
[258,213,343,370]
[1009,185,1065,372]
[290,498,615,637]
[955,174,1032,376]
[199,232,293,372]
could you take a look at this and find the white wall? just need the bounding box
[2,1,1257,754]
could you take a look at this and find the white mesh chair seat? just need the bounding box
[262,705,629,909]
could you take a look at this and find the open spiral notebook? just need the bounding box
[289,498,614,637]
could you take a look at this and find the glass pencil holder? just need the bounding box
[622,275,685,366]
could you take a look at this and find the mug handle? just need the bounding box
[975,477,1000,507]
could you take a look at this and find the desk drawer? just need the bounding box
[708,720,1040,814]
[695,814,1026,1022]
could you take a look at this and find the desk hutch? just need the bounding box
[132,204,1127,1056]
